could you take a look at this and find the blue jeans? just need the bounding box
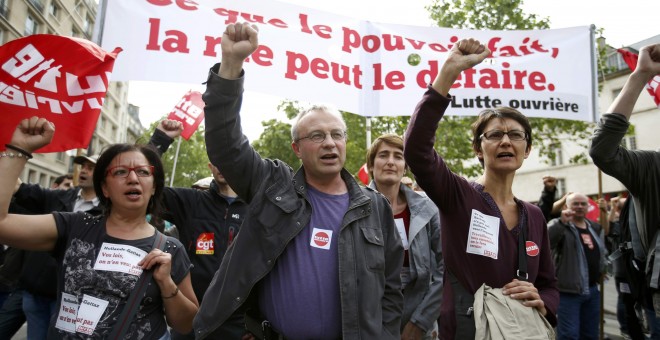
[645,307,660,340]
[22,291,56,340]
[557,285,600,340]
[0,289,26,339]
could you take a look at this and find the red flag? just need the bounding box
[166,90,205,140]
[585,197,601,222]
[0,35,121,152]
[617,49,660,107]
[357,163,369,185]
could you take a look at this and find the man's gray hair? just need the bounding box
[291,104,346,141]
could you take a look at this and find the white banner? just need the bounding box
[99,0,597,121]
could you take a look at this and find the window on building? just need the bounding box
[0,0,8,18]
[87,136,96,155]
[25,14,39,35]
[28,169,37,183]
[622,135,637,150]
[83,16,90,36]
[56,152,65,163]
[0,30,4,44]
[606,53,627,72]
[549,143,563,166]
[85,16,93,35]
[39,173,47,187]
[49,2,60,19]
[556,178,566,198]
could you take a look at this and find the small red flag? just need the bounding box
[166,90,204,140]
[617,49,660,108]
[357,163,369,185]
[585,197,601,222]
[0,35,121,152]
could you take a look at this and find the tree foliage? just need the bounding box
[139,121,210,187]
[251,0,608,178]
[426,0,602,173]
[428,0,550,30]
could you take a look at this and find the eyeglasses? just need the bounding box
[106,165,155,178]
[570,202,589,206]
[296,130,347,143]
[479,130,527,141]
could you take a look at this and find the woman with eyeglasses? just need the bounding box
[0,117,198,339]
[404,39,558,338]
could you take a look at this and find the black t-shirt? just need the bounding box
[577,227,601,286]
[48,212,192,339]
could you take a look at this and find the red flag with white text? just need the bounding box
[0,35,121,152]
[357,163,369,185]
[166,90,204,140]
[617,49,660,108]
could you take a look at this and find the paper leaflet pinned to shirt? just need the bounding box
[466,209,500,259]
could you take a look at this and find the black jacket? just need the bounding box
[150,128,248,302]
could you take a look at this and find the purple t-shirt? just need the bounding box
[258,186,348,339]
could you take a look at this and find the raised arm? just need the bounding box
[150,119,183,156]
[432,39,491,96]
[204,23,266,202]
[607,44,660,120]
[404,39,490,208]
[218,23,259,80]
[589,44,660,193]
[0,117,59,250]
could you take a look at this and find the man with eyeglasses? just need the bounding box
[193,23,404,340]
[547,193,607,339]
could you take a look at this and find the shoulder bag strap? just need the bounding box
[517,215,529,281]
[108,230,167,340]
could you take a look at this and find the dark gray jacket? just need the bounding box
[590,112,660,287]
[193,65,404,339]
[548,218,606,294]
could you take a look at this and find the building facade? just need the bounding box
[0,0,142,186]
[513,34,660,203]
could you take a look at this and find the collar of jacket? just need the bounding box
[293,166,372,214]
[208,180,244,204]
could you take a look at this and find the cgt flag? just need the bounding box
[0,35,121,152]
[166,90,204,140]
[618,48,660,107]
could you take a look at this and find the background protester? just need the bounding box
[149,119,248,339]
[367,134,443,340]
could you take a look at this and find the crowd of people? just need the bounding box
[0,22,658,340]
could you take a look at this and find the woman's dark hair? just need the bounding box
[93,144,165,230]
[471,107,533,167]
